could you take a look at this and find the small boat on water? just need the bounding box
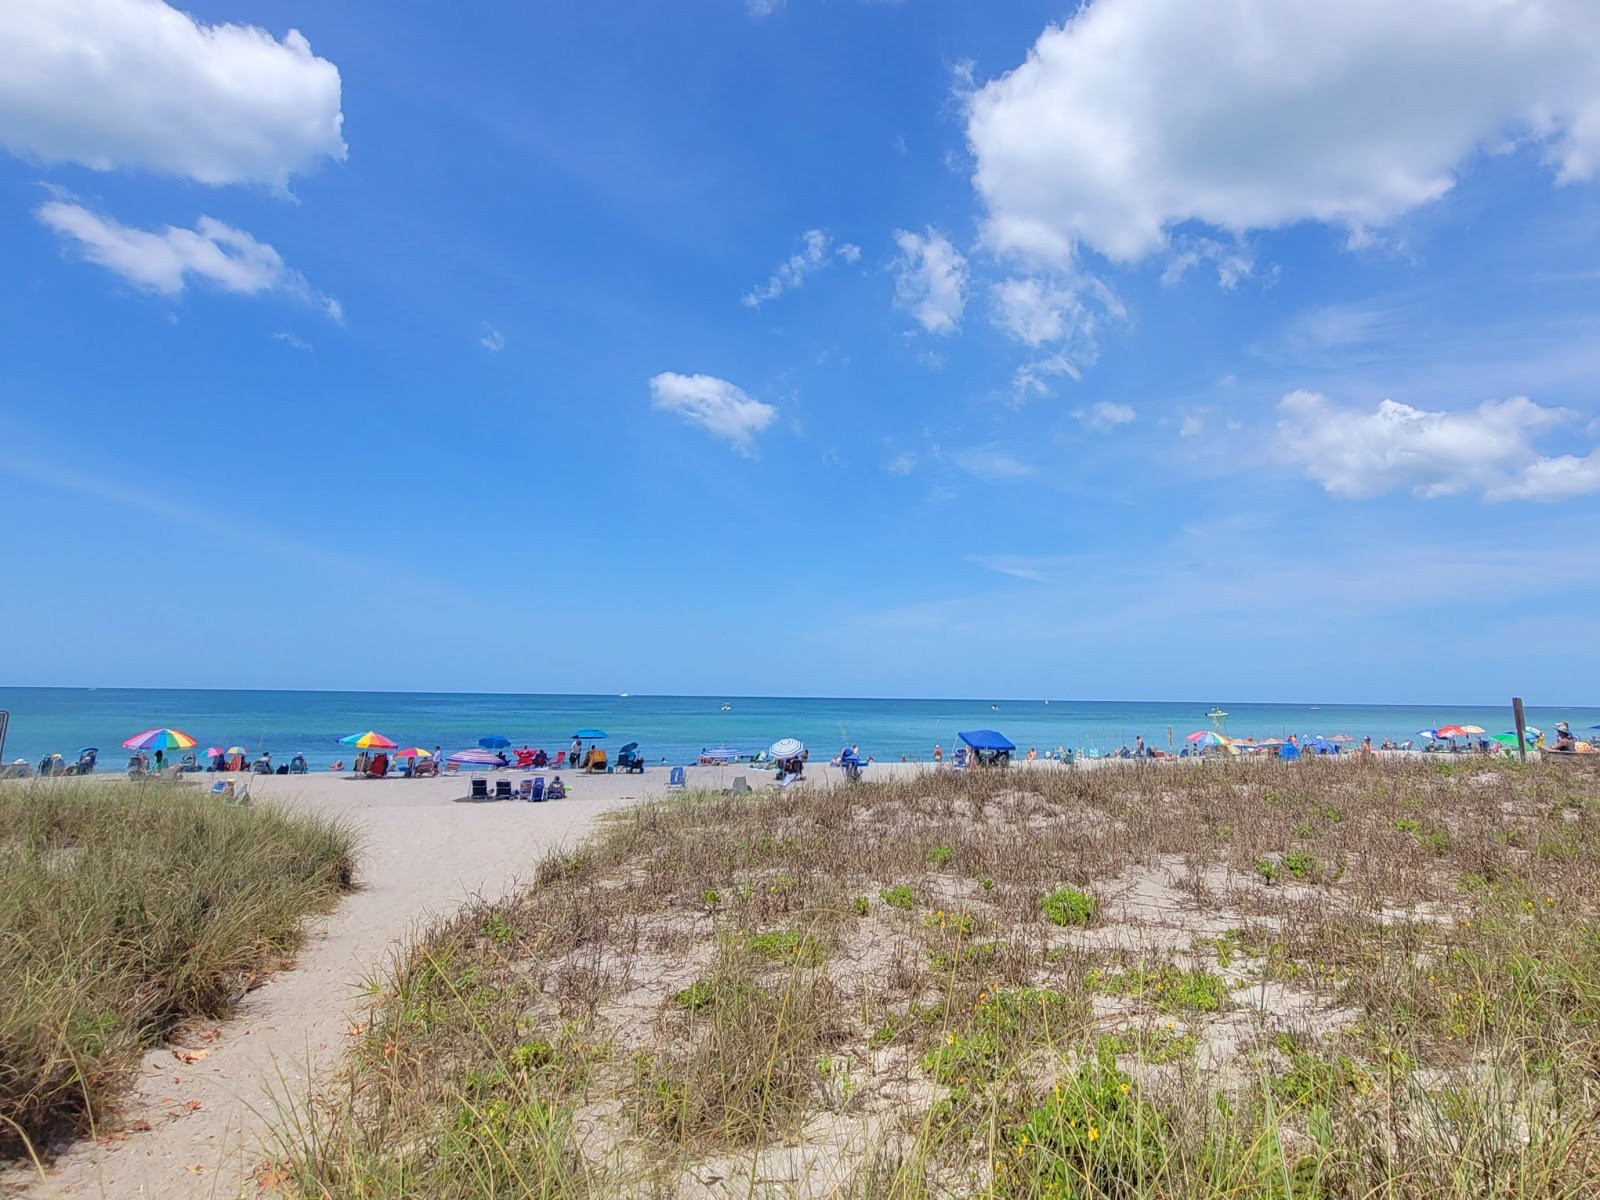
[721,703,732,711]
[1206,707,1228,719]
[619,692,629,698]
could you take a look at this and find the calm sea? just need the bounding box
[0,688,1592,771]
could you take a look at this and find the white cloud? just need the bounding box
[884,451,918,476]
[480,325,505,352]
[742,229,858,307]
[649,372,778,455]
[1160,237,1253,289]
[747,0,785,15]
[37,198,339,315]
[1276,389,1600,501]
[1012,354,1081,397]
[0,0,345,189]
[991,277,1084,347]
[891,227,967,335]
[950,446,1033,480]
[1078,401,1136,432]
[273,331,311,351]
[966,0,1600,265]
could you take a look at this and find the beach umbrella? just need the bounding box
[1185,730,1226,746]
[204,746,224,758]
[393,747,433,759]
[225,745,248,756]
[447,748,502,766]
[700,746,741,761]
[1416,729,1440,740]
[477,735,511,750]
[339,731,397,749]
[958,730,1016,752]
[1491,733,1523,747]
[1458,725,1486,735]
[572,728,608,740]
[122,728,198,751]
[769,737,805,759]
[1435,725,1469,739]
[1328,734,1355,743]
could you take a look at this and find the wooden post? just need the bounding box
[1512,697,1527,764]
[0,710,7,765]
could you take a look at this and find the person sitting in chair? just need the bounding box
[1554,722,1578,752]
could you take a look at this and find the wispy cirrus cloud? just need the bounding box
[37,196,341,318]
[742,228,861,307]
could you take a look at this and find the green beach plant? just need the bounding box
[0,779,355,1159]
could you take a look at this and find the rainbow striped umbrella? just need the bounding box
[393,747,433,759]
[339,731,397,749]
[122,728,198,751]
[1185,730,1228,746]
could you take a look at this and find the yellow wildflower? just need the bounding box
[1120,1082,1131,1094]
[1088,1126,1099,1142]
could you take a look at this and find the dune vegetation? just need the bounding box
[0,780,357,1162]
[280,758,1600,1198]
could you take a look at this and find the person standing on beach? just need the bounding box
[570,735,582,767]
[933,744,942,764]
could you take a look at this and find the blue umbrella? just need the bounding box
[572,728,607,739]
[1415,729,1439,740]
[478,735,511,750]
[958,729,1016,752]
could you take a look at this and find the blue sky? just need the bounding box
[3,0,1599,704]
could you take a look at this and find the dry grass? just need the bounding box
[282,757,1600,1197]
[0,780,356,1161]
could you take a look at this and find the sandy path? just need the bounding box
[6,769,673,1200]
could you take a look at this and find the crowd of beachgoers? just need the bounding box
[5,715,1596,785]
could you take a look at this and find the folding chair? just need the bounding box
[470,777,489,800]
[494,779,512,801]
[667,765,687,789]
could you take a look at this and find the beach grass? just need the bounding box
[0,779,356,1161]
[278,757,1600,1197]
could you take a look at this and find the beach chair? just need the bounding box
[553,750,567,769]
[516,778,533,801]
[470,777,489,801]
[546,776,567,800]
[209,780,234,801]
[494,778,513,801]
[530,775,546,802]
[731,776,750,795]
[667,765,686,789]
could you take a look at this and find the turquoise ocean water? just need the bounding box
[1,688,1594,770]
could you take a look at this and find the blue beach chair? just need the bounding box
[530,775,546,802]
[668,766,687,789]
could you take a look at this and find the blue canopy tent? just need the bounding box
[958,729,1015,767]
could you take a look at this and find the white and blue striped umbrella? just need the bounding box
[769,738,805,760]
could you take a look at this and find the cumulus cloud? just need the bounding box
[884,451,918,476]
[0,0,345,189]
[742,229,860,307]
[966,0,1600,265]
[480,325,505,352]
[273,331,312,351]
[37,198,340,316]
[891,227,967,335]
[991,277,1085,348]
[1276,389,1600,501]
[649,372,778,455]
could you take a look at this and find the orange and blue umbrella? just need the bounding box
[339,731,397,749]
[122,728,198,751]
[393,747,433,759]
